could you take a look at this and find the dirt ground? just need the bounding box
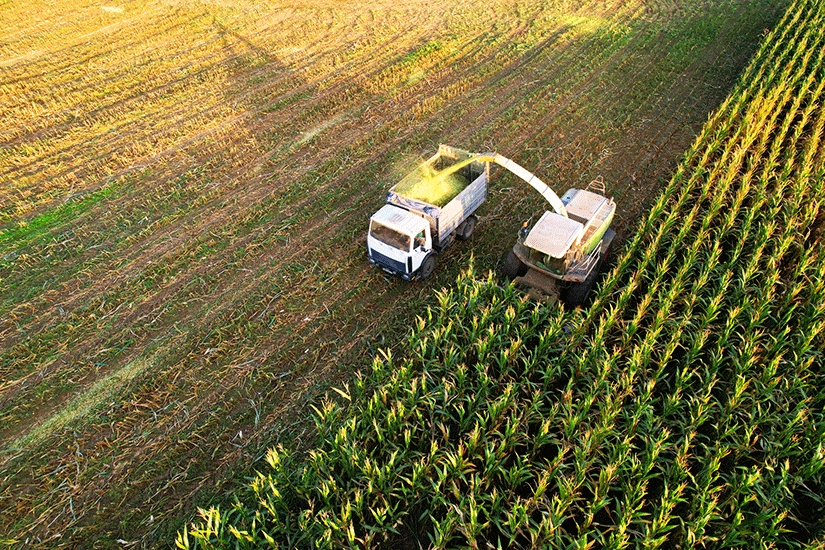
[0,0,786,546]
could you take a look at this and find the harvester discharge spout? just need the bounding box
[476,153,568,218]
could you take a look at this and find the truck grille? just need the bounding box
[370,250,406,274]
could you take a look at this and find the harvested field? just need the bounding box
[0,0,786,546]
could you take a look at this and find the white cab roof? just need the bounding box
[562,188,609,223]
[524,210,584,258]
[371,204,428,236]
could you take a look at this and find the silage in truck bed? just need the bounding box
[393,164,470,207]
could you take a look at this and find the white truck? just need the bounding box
[367,145,488,280]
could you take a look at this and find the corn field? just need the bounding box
[2,0,785,543]
[179,0,825,547]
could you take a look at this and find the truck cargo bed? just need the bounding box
[387,145,488,248]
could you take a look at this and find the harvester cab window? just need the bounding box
[370,221,411,251]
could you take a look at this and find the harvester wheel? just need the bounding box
[564,234,614,307]
[502,249,528,278]
[563,273,596,308]
[563,254,604,308]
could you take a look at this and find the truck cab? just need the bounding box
[367,204,434,280]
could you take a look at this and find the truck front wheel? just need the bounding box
[419,254,436,279]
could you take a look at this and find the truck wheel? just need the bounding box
[457,215,477,241]
[502,249,528,278]
[419,254,436,279]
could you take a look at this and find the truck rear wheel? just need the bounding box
[457,215,477,241]
[502,249,528,278]
[419,254,436,279]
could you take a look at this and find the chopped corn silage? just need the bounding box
[394,164,469,207]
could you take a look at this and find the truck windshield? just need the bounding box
[370,221,411,251]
